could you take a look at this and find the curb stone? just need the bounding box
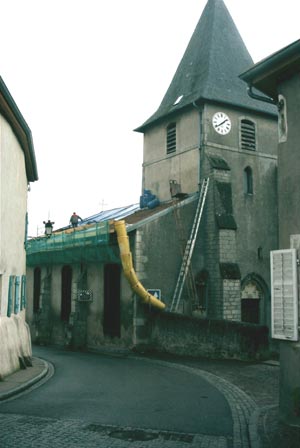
[0,358,50,401]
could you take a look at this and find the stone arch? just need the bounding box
[241,273,269,325]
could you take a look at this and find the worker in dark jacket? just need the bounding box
[70,212,82,228]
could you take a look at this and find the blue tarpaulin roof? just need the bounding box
[82,204,140,225]
[55,204,140,232]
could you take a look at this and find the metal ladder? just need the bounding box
[172,199,198,312]
[170,178,209,312]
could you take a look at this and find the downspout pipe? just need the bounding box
[246,85,276,105]
[192,100,203,187]
[114,220,166,311]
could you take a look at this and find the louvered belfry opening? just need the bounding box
[241,119,256,151]
[166,123,176,154]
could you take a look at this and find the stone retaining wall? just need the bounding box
[148,311,270,361]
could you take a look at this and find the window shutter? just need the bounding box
[271,249,299,341]
[166,123,176,154]
[241,119,256,151]
[7,276,14,317]
[21,275,27,310]
[14,276,21,314]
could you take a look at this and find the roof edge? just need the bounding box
[0,76,38,182]
[134,96,277,133]
[240,39,300,99]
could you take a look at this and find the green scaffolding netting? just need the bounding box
[26,221,120,265]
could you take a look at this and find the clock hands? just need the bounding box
[216,118,229,128]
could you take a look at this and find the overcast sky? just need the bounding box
[0,0,298,236]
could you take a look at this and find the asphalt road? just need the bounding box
[0,346,234,447]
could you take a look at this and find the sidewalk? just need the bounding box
[254,405,300,448]
[0,357,49,401]
[1,349,300,448]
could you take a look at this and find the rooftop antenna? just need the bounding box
[100,199,108,211]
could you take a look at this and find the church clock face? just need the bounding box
[212,112,231,135]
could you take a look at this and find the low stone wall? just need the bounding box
[148,311,270,361]
[0,314,32,379]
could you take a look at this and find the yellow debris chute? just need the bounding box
[114,220,165,311]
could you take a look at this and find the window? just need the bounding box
[240,119,256,151]
[194,270,209,310]
[166,123,176,154]
[61,265,72,321]
[243,166,253,195]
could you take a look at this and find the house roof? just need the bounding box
[82,204,141,225]
[54,194,197,234]
[135,0,276,133]
[240,39,300,100]
[27,195,198,265]
[0,76,38,182]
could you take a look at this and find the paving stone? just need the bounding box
[0,413,232,448]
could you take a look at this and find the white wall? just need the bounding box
[0,115,30,378]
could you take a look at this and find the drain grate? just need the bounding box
[161,433,194,443]
[85,423,194,443]
[109,428,158,442]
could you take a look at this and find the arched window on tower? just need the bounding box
[194,270,209,310]
[240,119,256,151]
[166,122,176,154]
[244,166,253,195]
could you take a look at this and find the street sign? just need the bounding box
[77,289,93,302]
[147,289,161,300]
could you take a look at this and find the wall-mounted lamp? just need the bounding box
[43,220,55,237]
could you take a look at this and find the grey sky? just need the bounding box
[0,0,298,235]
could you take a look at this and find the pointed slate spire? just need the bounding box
[136,0,275,131]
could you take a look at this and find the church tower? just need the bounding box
[135,0,278,325]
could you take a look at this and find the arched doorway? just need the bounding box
[241,274,268,324]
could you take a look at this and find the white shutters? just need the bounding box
[271,249,299,341]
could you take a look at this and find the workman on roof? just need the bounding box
[70,212,82,228]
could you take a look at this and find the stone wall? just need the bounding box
[148,311,270,361]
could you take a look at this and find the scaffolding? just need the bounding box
[26,221,119,266]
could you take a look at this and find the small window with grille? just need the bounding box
[166,122,176,154]
[240,119,256,151]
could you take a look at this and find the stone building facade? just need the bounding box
[26,0,279,350]
[241,39,300,427]
[135,0,278,327]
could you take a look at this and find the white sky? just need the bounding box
[0,0,298,236]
